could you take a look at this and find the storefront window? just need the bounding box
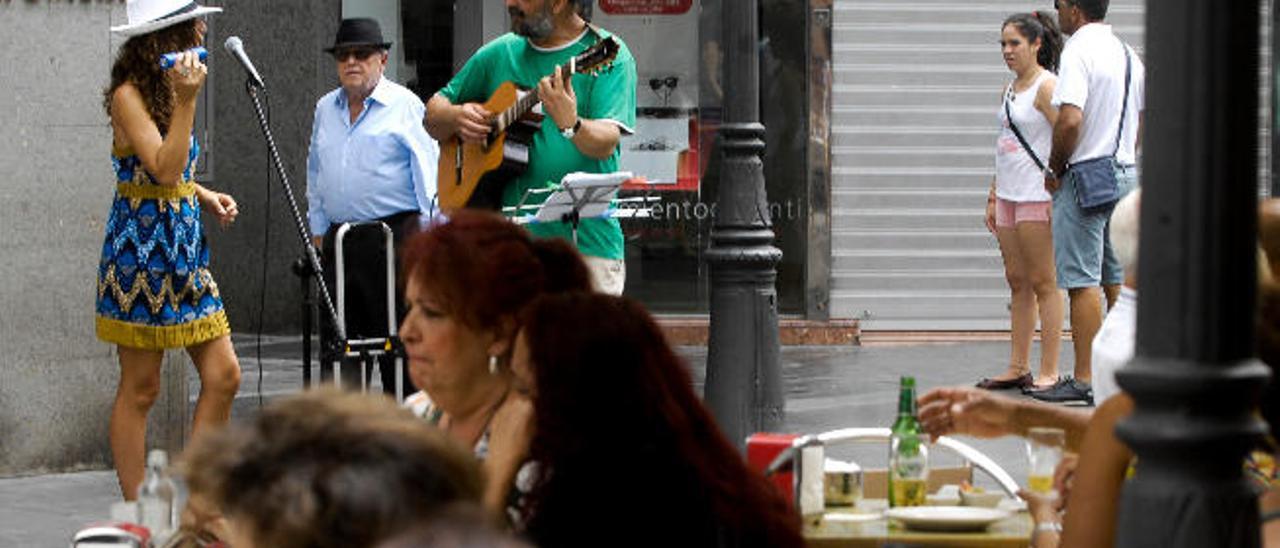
[593,2,705,311]
[605,0,810,314]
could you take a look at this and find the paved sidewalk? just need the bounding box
[0,336,1076,547]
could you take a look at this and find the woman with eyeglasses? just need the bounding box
[977,12,1065,393]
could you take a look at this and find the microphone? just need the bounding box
[159,47,208,69]
[223,36,266,89]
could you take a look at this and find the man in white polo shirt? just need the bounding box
[1034,0,1144,405]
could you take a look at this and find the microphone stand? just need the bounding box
[291,257,315,387]
[242,80,346,376]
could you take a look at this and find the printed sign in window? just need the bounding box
[599,0,693,16]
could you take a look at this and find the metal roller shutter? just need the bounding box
[829,0,1146,330]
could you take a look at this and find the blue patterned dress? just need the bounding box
[96,136,230,349]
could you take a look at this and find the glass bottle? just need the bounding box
[888,376,928,507]
[137,449,177,542]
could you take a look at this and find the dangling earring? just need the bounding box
[488,355,498,375]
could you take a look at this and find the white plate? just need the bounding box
[823,512,883,523]
[883,506,1010,532]
[998,498,1028,512]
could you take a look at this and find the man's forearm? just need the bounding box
[1049,109,1082,175]
[1049,126,1079,175]
[1135,114,1144,153]
[570,118,622,160]
[425,94,459,142]
[1010,399,1092,451]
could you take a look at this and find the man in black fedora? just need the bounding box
[306,17,438,398]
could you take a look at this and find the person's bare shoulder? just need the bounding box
[109,82,144,114]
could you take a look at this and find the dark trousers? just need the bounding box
[318,211,419,399]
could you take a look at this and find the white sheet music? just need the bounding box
[533,171,632,223]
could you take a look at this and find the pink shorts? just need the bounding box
[995,198,1051,228]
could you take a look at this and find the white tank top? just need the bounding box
[994,71,1054,202]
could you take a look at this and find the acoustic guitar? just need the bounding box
[437,36,620,212]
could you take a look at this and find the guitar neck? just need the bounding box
[494,58,575,134]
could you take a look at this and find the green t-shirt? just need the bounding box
[438,30,637,260]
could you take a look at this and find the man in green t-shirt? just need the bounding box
[426,0,637,295]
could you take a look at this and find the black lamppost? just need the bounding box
[1273,0,1280,197]
[1114,1,1271,545]
[703,0,785,449]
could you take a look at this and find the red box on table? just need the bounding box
[746,432,799,507]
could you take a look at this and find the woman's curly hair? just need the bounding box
[102,20,202,134]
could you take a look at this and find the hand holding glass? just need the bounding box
[1025,427,1065,497]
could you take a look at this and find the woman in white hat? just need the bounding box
[99,0,241,501]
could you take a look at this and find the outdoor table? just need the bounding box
[803,499,1033,548]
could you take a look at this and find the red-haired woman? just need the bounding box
[398,210,592,519]
[510,293,804,548]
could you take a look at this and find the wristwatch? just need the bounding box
[1043,166,1058,180]
[561,118,582,140]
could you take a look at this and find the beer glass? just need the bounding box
[1025,427,1065,497]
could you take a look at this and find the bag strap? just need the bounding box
[1004,83,1048,172]
[1112,38,1132,158]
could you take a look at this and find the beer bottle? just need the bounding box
[888,376,928,507]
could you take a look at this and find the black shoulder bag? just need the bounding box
[1066,38,1132,212]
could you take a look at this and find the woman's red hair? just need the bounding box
[401,210,591,332]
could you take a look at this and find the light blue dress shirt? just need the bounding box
[306,77,438,236]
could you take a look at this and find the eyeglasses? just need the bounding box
[333,47,381,62]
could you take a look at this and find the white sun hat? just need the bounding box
[111,0,222,37]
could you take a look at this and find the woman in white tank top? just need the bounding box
[976,12,1065,393]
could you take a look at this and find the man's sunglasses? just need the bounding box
[332,47,381,61]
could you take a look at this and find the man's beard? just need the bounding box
[511,6,554,40]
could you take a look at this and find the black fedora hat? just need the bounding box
[325,18,392,52]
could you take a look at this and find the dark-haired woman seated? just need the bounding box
[510,293,804,548]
